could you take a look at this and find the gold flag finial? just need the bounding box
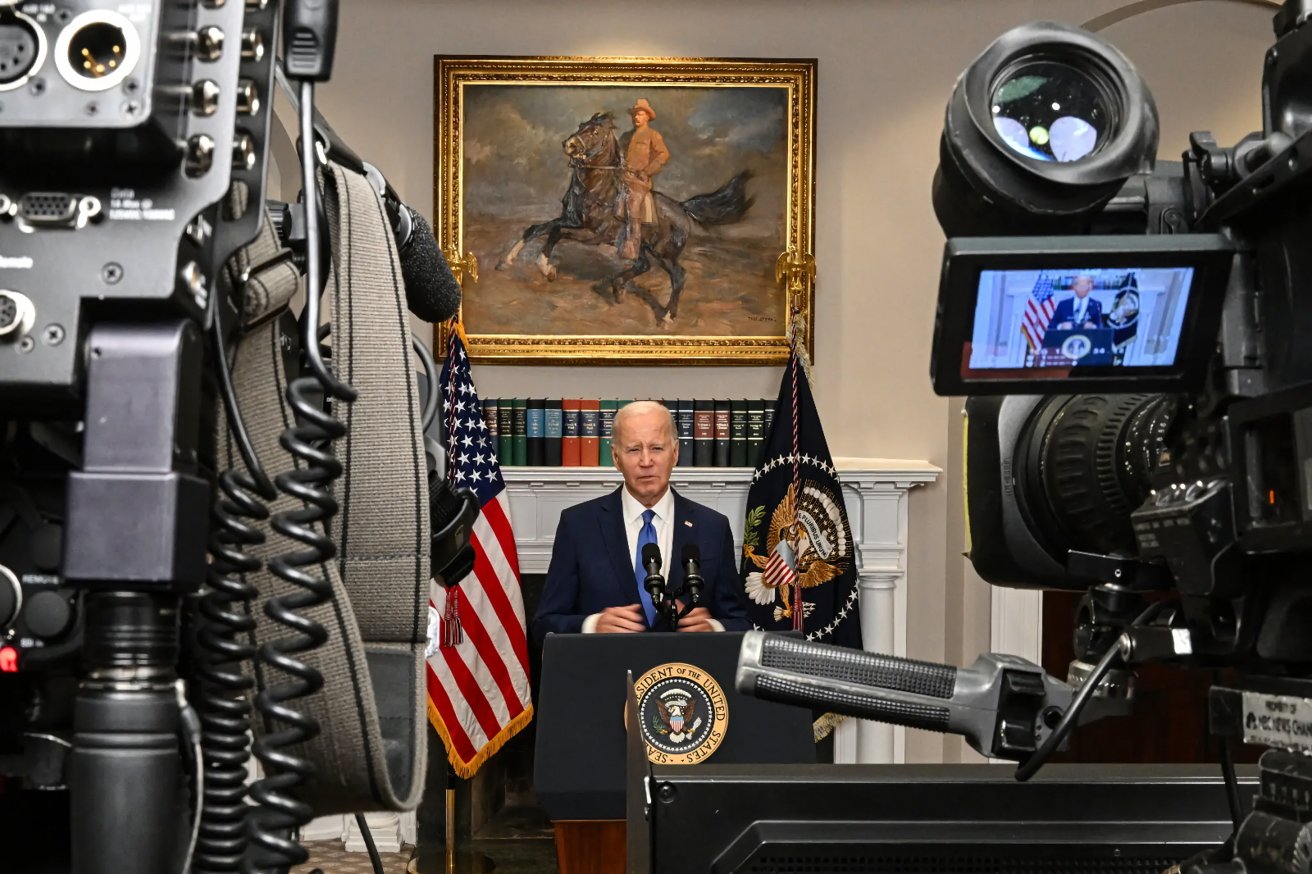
[774,249,815,298]
[443,246,480,288]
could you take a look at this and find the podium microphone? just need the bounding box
[642,542,666,605]
[681,543,704,605]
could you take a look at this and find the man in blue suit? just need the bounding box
[532,401,749,640]
[1046,273,1103,334]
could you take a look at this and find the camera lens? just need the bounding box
[1020,393,1177,558]
[990,60,1108,163]
[932,21,1157,237]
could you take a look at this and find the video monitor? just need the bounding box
[931,234,1235,395]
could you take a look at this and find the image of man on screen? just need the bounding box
[1047,274,1103,333]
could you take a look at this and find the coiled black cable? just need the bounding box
[246,373,348,872]
[193,466,267,873]
[194,253,277,873]
[245,77,358,874]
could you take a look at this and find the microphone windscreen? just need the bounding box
[642,542,662,567]
[681,543,700,564]
[398,208,462,322]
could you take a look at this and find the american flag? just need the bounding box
[1020,272,1058,353]
[426,328,533,778]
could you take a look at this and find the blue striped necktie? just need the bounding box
[633,509,657,626]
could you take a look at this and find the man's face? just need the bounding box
[1073,277,1093,298]
[612,406,677,507]
[633,109,650,128]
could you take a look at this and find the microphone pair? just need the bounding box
[641,543,704,628]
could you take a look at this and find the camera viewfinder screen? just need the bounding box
[965,267,1195,374]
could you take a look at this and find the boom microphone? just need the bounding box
[396,205,462,323]
[273,67,462,321]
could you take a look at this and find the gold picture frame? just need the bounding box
[434,55,816,363]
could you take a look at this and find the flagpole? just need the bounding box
[777,248,813,634]
[411,314,496,874]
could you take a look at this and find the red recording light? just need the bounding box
[0,647,16,673]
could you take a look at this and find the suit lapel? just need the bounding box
[600,487,639,607]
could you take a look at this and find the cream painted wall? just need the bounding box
[306,0,1276,761]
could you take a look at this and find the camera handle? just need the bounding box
[61,320,212,874]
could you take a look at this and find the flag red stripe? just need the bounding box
[469,537,530,674]
[426,664,478,763]
[482,497,522,584]
[450,578,528,720]
[439,639,504,741]
[471,508,530,672]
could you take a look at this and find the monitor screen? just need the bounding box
[930,234,1235,396]
[966,267,1195,372]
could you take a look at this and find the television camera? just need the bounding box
[738,2,1312,870]
[0,2,460,873]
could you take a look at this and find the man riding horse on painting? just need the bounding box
[617,98,670,260]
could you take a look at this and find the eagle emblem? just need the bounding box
[653,688,702,744]
[742,480,851,623]
[633,664,728,764]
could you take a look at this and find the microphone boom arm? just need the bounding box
[735,631,1116,763]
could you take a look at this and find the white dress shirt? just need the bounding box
[1072,296,1088,324]
[581,486,722,632]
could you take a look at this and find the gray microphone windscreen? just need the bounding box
[399,208,462,322]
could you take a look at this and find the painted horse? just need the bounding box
[496,111,754,325]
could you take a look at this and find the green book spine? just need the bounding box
[511,398,527,466]
[599,399,619,463]
[497,398,513,464]
[483,398,499,442]
[729,399,748,466]
[762,401,776,445]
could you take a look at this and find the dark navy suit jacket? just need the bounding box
[531,487,750,642]
[1046,295,1103,333]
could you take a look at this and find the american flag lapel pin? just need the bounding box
[684,520,693,527]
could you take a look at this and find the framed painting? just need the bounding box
[434,55,816,363]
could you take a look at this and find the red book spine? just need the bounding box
[561,398,582,466]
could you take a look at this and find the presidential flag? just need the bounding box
[740,350,861,650]
[1021,271,1057,353]
[426,327,533,778]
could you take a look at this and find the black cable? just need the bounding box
[246,76,356,874]
[1015,600,1171,782]
[413,332,439,433]
[353,813,386,874]
[210,300,276,501]
[1220,734,1244,832]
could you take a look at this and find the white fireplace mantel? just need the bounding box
[315,457,939,851]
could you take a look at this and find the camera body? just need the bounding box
[931,7,1312,672]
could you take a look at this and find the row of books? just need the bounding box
[475,399,778,467]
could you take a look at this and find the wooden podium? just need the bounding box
[534,632,813,874]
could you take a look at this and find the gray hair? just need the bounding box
[612,400,677,445]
